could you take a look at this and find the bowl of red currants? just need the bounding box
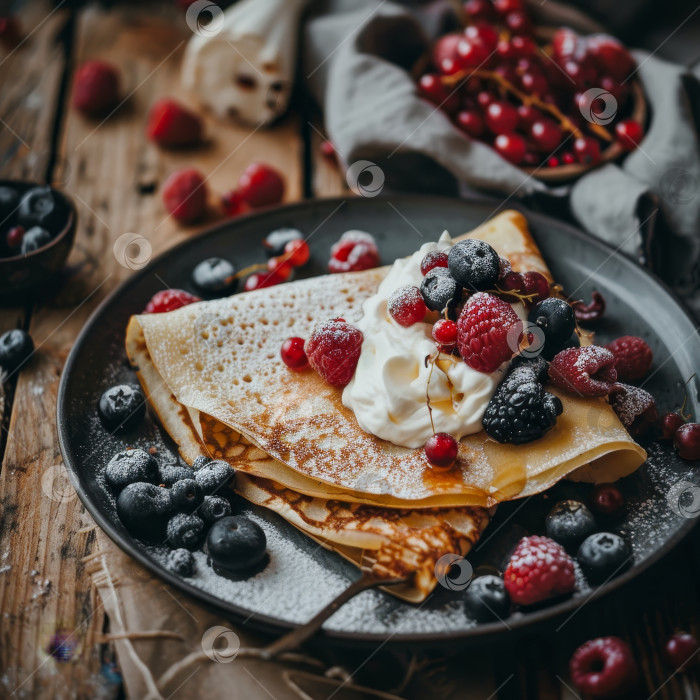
[0,180,77,300]
[416,0,646,182]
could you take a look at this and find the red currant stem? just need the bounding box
[679,373,696,422]
[441,68,613,142]
[492,285,537,303]
[232,262,269,280]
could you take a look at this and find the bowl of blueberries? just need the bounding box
[0,180,77,299]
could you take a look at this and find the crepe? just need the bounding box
[126,211,646,510]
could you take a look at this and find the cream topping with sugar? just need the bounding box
[342,232,526,449]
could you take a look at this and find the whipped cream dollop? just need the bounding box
[342,232,525,449]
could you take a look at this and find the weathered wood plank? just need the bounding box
[0,2,303,698]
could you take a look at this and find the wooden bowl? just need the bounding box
[0,180,77,301]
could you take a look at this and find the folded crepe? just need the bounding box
[125,210,646,600]
[126,211,646,509]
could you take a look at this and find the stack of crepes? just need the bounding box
[125,211,646,602]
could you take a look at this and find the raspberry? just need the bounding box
[456,292,521,373]
[482,358,562,444]
[420,250,448,276]
[604,335,652,381]
[237,163,284,208]
[503,535,575,606]
[221,189,250,218]
[329,231,380,273]
[146,98,203,147]
[609,383,657,437]
[388,285,427,327]
[548,346,617,397]
[162,168,207,223]
[305,318,363,387]
[144,289,200,314]
[569,637,638,698]
[73,60,120,117]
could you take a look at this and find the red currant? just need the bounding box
[388,285,427,327]
[320,139,336,161]
[615,120,643,151]
[547,156,560,168]
[476,90,494,109]
[520,70,547,96]
[674,423,700,460]
[237,162,285,208]
[6,225,25,250]
[517,104,542,129]
[280,337,309,371]
[485,101,519,134]
[562,151,576,165]
[267,256,293,281]
[464,23,499,52]
[590,483,625,516]
[574,136,602,165]
[530,119,563,152]
[456,109,485,138]
[665,633,699,670]
[505,10,532,35]
[456,37,490,70]
[586,34,636,83]
[420,250,448,275]
[520,271,549,302]
[501,270,524,292]
[510,35,536,58]
[144,289,201,314]
[659,412,685,441]
[432,319,458,347]
[424,432,459,468]
[464,0,496,21]
[494,133,526,165]
[494,0,523,15]
[419,73,446,104]
[244,271,284,291]
[284,238,309,267]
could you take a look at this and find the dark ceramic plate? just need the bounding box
[57,196,700,647]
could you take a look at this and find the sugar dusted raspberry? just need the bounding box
[144,289,201,314]
[162,168,207,223]
[457,292,521,373]
[237,163,285,208]
[305,318,364,387]
[73,60,120,117]
[548,346,617,397]
[329,231,380,273]
[569,637,638,698]
[609,383,657,436]
[604,335,653,381]
[503,535,575,606]
[388,285,427,327]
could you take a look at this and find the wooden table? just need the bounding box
[0,3,698,699]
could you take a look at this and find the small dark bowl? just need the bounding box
[0,180,77,301]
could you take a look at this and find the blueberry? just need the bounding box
[166,548,196,577]
[192,456,212,470]
[98,384,145,431]
[447,239,501,291]
[200,495,232,523]
[545,500,596,552]
[170,478,204,513]
[116,482,172,541]
[20,226,52,254]
[191,257,237,297]
[206,515,266,573]
[420,267,462,313]
[166,512,206,550]
[528,298,575,357]
[194,460,235,495]
[464,575,510,622]
[0,186,19,223]
[17,185,67,231]
[105,448,158,492]
[0,329,34,374]
[577,532,632,584]
[159,464,193,487]
[263,227,303,258]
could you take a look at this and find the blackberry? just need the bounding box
[447,239,501,291]
[482,360,562,444]
[420,267,462,313]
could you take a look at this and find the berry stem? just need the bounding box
[232,262,269,280]
[680,373,696,422]
[425,352,437,435]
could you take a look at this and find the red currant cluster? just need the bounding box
[418,0,643,169]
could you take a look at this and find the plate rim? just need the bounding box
[57,194,700,646]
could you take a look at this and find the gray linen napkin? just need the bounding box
[303,0,700,316]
